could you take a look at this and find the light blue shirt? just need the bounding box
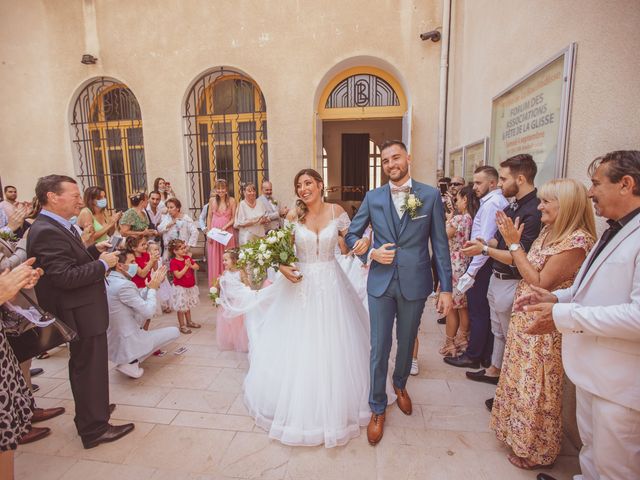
[0,208,10,234]
[40,209,109,271]
[466,188,509,276]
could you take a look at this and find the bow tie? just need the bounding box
[509,202,519,211]
[391,185,410,194]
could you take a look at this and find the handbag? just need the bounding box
[5,291,79,363]
[0,303,36,336]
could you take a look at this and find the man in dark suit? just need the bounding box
[27,174,134,449]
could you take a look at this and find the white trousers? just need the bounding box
[139,326,180,363]
[576,386,640,480]
[486,275,518,369]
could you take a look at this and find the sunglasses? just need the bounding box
[450,182,464,187]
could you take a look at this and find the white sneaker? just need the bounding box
[410,358,419,376]
[116,363,144,379]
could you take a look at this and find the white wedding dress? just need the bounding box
[220,208,392,448]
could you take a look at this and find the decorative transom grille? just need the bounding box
[184,67,268,216]
[70,77,147,212]
[325,74,400,108]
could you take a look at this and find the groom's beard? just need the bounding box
[388,165,409,182]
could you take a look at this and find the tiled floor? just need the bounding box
[17,277,580,479]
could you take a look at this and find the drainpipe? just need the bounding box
[436,0,452,178]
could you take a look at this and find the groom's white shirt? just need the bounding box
[390,178,412,219]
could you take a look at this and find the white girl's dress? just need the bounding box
[220,209,394,448]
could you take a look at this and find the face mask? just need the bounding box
[126,264,138,277]
[69,216,78,225]
[96,199,108,209]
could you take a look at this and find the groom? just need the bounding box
[346,140,452,445]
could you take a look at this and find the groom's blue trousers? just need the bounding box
[368,275,427,415]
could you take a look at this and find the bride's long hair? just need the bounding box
[293,168,324,224]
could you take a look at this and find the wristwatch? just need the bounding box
[509,243,522,252]
[481,245,489,256]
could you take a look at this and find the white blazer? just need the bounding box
[553,215,640,411]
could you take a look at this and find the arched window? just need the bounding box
[326,74,400,109]
[184,68,268,213]
[70,77,147,211]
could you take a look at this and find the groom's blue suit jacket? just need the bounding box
[345,180,452,301]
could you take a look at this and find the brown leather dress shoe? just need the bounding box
[393,385,412,415]
[367,412,385,445]
[32,407,66,423]
[19,426,51,444]
[82,423,134,449]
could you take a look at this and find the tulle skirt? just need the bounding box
[171,285,199,312]
[216,309,249,353]
[220,257,377,448]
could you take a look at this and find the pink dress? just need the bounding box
[216,270,249,352]
[207,206,236,286]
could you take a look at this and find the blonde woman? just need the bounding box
[490,179,596,470]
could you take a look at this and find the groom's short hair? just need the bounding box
[379,140,407,153]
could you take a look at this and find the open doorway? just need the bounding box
[322,119,402,214]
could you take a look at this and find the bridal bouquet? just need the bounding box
[209,286,221,307]
[237,225,297,285]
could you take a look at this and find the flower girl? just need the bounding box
[168,239,201,334]
[215,249,249,352]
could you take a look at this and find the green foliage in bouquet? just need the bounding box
[237,225,297,285]
[0,231,17,243]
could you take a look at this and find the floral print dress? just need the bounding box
[447,213,472,308]
[490,226,594,466]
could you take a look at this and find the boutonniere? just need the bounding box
[271,199,278,206]
[401,193,423,219]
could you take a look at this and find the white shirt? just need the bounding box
[198,204,209,231]
[390,178,412,219]
[146,203,165,227]
[466,188,509,276]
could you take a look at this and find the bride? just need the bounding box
[220,168,393,448]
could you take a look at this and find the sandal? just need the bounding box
[438,336,457,356]
[454,331,469,354]
[179,326,192,334]
[507,454,553,470]
[186,321,201,329]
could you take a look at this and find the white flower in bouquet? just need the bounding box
[267,236,278,244]
[264,251,272,259]
[258,258,265,266]
[277,231,285,239]
[239,251,246,260]
[209,287,218,294]
[253,268,260,276]
[246,248,254,255]
[259,242,268,252]
[215,298,222,305]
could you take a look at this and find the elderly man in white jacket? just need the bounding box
[516,150,640,480]
[106,251,179,378]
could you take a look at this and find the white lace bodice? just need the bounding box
[290,209,350,263]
